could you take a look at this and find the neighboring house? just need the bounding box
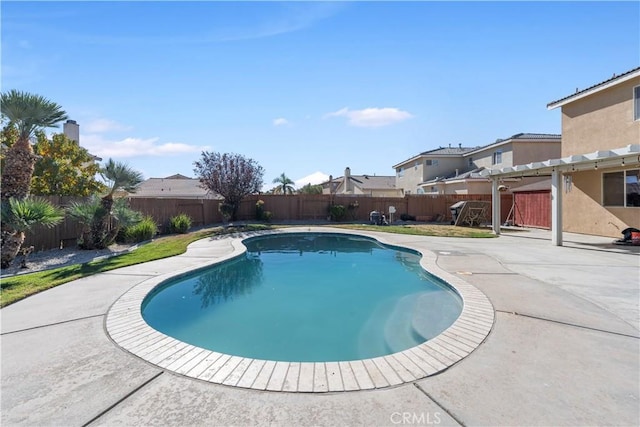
[393,133,561,195]
[322,167,402,197]
[482,67,640,243]
[129,174,221,199]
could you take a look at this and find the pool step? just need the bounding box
[383,293,425,354]
[411,291,464,341]
[356,297,395,357]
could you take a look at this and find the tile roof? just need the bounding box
[547,66,640,108]
[421,167,487,184]
[419,146,478,156]
[130,177,221,199]
[327,175,397,190]
[349,175,397,190]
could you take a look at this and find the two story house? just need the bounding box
[393,133,561,195]
[482,67,640,242]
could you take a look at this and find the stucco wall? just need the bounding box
[559,75,640,237]
[396,156,466,194]
[561,77,640,156]
[472,145,513,169]
[563,169,640,238]
[512,141,562,165]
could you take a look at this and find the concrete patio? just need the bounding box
[1,227,638,426]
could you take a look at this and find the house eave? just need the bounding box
[547,68,640,110]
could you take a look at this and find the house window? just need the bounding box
[468,157,473,167]
[492,151,502,165]
[634,86,640,121]
[397,167,404,177]
[425,159,439,166]
[603,169,640,207]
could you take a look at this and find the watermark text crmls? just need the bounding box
[390,411,442,425]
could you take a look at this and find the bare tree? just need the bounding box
[194,152,264,221]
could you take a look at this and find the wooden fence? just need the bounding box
[22,193,513,251]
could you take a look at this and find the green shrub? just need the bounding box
[219,203,234,222]
[123,216,157,243]
[255,199,265,221]
[170,213,192,234]
[263,210,273,222]
[329,204,347,222]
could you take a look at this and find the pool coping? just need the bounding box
[105,227,495,393]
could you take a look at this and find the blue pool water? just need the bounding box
[142,233,463,362]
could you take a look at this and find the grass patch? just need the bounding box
[330,223,497,238]
[0,224,271,308]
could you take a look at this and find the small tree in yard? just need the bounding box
[272,173,295,195]
[66,159,143,250]
[31,132,106,196]
[194,151,264,221]
[1,198,64,268]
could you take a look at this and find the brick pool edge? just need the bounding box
[105,227,495,393]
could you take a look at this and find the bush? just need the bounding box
[400,213,416,221]
[255,199,265,221]
[263,211,273,222]
[170,213,192,234]
[219,203,234,222]
[329,204,347,222]
[122,216,157,243]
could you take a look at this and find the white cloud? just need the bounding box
[325,107,414,128]
[273,117,290,127]
[295,171,330,188]
[81,134,209,158]
[83,118,132,133]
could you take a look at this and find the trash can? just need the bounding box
[369,210,381,225]
[450,201,465,225]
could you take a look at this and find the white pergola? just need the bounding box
[480,144,640,246]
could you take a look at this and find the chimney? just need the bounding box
[458,143,462,149]
[345,167,353,193]
[448,143,451,148]
[63,120,80,143]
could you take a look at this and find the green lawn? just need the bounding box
[332,223,497,238]
[0,222,495,308]
[0,224,271,308]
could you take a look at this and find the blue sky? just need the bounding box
[2,1,639,189]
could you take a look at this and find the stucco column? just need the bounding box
[492,178,501,235]
[551,169,563,246]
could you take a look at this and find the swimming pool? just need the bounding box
[141,233,463,362]
[106,228,494,392]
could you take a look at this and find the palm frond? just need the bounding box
[100,158,144,195]
[0,90,68,140]
[1,197,64,232]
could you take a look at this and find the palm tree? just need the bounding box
[0,90,68,201]
[83,159,143,249]
[1,197,64,268]
[67,196,142,249]
[272,173,295,195]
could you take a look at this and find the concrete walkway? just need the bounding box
[1,227,638,426]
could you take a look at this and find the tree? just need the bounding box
[1,197,64,268]
[298,183,323,195]
[272,172,296,195]
[31,132,106,196]
[67,196,142,249]
[0,90,68,201]
[68,159,143,249]
[194,151,264,221]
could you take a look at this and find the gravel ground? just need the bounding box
[0,243,136,277]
